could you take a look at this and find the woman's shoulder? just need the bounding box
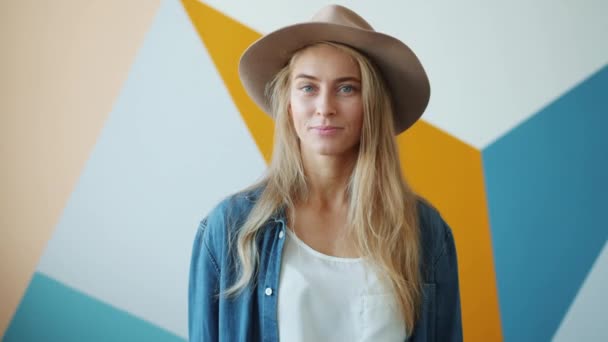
[415,195,448,235]
[414,195,457,278]
[200,185,263,230]
[194,184,264,251]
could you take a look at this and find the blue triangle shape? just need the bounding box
[483,64,608,341]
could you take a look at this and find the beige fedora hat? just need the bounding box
[238,4,430,135]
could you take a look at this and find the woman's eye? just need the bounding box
[301,85,314,93]
[339,85,355,93]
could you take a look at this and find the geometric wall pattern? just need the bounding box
[3,0,607,341]
[4,273,184,342]
[483,64,608,341]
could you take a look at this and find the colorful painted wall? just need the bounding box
[1,0,606,341]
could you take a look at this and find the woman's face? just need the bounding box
[289,44,364,158]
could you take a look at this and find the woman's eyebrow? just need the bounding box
[293,74,361,83]
[293,74,319,81]
[334,76,361,83]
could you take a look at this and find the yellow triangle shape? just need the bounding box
[398,122,503,341]
[182,0,274,163]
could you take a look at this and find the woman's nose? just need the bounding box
[316,91,336,116]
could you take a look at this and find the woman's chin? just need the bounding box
[307,144,358,158]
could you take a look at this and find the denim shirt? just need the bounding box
[188,187,463,342]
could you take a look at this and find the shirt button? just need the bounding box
[265,287,273,296]
[278,230,285,239]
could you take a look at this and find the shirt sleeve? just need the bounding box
[433,217,463,341]
[188,217,220,342]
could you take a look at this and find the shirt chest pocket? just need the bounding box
[356,293,407,341]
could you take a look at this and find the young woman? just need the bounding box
[189,5,462,342]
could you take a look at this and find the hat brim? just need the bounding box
[238,22,430,135]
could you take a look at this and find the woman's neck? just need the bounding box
[300,149,356,210]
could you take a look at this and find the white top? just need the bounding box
[277,227,407,342]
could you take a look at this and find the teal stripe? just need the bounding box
[3,272,186,342]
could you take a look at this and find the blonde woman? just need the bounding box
[189,5,462,342]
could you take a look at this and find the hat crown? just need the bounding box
[310,5,374,31]
[239,4,430,135]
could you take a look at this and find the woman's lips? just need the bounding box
[311,126,342,136]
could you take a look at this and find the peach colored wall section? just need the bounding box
[0,0,161,335]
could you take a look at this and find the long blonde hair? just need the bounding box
[227,41,422,332]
